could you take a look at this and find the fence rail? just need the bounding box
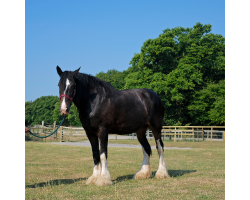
[156,126,225,142]
[28,122,225,143]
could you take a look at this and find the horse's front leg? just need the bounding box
[95,127,112,186]
[86,135,101,185]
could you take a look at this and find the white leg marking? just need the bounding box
[100,153,111,178]
[133,147,151,179]
[155,139,169,179]
[95,153,112,186]
[86,163,101,185]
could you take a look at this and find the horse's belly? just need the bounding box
[110,116,147,134]
[109,125,142,134]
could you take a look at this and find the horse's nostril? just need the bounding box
[66,107,70,112]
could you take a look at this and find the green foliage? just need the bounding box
[52,102,81,126]
[124,67,168,100]
[52,101,64,124]
[25,96,82,127]
[25,101,33,125]
[25,96,59,125]
[96,69,127,90]
[188,80,225,125]
[126,22,225,125]
[68,103,82,126]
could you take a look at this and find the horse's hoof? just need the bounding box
[95,175,112,186]
[155,170,170,179]
[86,175,100,185]
[133,167,151,179]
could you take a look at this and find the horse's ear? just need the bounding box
[73,67,81,78]
[57,65,63,77]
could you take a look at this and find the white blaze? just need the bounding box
[61,79,70,111]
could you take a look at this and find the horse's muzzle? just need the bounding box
[60,106,70,116]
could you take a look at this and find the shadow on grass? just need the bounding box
[25,177,86,188]
[114,169,197,183]
[114,174,134,183]
[155,169,197,177]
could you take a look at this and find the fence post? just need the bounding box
[42,121,44,133]
[53,121,56,138]
[45,129,46,142]
[174,127,176,142]
[197,128,199,142]
[169,127,171,141]
[223,131,225,141]
[210,127,213,142]
[36,125,38,141]
[60,126,62,142]
[147,129,150,140]
[192,127,194,142]
[115,134,117,140]
[202,127,204,141]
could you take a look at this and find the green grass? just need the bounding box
[25,140,225,199]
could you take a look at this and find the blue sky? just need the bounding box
[25,0,225,102]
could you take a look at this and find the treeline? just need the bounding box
[25,23,225,126]
[25,96,82,126]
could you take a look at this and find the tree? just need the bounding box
[25,101,33,125]
[96,69,127,90]
[52,102,64,124]
[25,96,59,125]
[68,103,81,126]
[188,80,225,125]
[26,96,81,127]
[126,22,225,125]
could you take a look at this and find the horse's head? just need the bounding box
[56,66,80,115]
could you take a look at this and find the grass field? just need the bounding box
[25,140,225,199]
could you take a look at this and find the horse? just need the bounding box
[56,66,169,186]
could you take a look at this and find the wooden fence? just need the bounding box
[28,122,225,142]
[159,126,225,142]
[28,124,86,142]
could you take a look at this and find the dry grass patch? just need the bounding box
[26,141,224,199]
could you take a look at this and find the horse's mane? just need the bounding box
[76,72,119,97]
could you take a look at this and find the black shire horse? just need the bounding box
[57,66,169,186]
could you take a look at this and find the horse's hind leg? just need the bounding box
[133,126,152,179]
[149,122,170,179]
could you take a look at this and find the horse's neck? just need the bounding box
[73,83,104,111]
